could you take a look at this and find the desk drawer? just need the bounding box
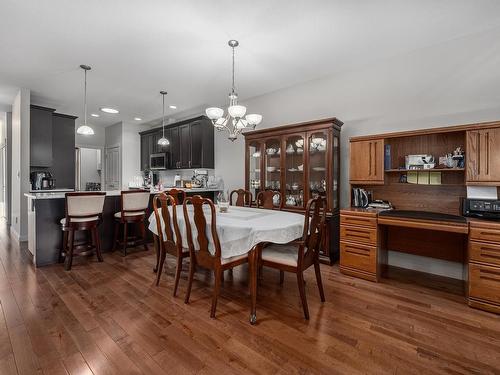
[340,225,377,245]
[469,241,500,266]
[340,214,377,228]
[340,241,376,274]
[469,263,500,305]
[469,225,500,243]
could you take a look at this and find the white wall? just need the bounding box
[10,89,30,241]
[213,26,500,279]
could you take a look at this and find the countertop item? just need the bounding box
[24,187,222,200]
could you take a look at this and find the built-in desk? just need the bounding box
[340,208,500,314]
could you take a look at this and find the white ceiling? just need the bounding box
[1,0,500,126]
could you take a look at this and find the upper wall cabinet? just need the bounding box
[349,139,384,184]
[139,116,214,170]
[467,127,500,185]
[30,105,55,167]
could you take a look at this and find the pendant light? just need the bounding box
[157,91,170,146]
[76,65,95,135]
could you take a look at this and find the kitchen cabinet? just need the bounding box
[30,105,55,167]
[349,139,384,184]
[139,116,214,170]
[244,117,343,263]
[466,127,500,184]
[52,113,76,189]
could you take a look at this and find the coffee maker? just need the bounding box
[30,171,55,190]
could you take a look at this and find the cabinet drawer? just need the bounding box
[340,214,377,228]
[469,263,500,304]
[340,225,377,245]
[340,241,376,274]
[469,226,500,243]
[469,241,500,266]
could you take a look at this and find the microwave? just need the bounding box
[150,153,168,170]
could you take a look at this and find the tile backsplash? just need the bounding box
[156,169,216,187]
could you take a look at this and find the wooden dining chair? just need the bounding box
[165,188,187,204]
[256,190,283,209]
[259,197,327,319]
[183,195,248,318]
[230,189,253,207]
[152,193,189,295]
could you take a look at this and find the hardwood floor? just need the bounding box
[0,221,499,374]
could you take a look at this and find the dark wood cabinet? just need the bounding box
[30,105,55,167]
[52,113,76,189]
[244,117,343,263]
[140,116,214,170]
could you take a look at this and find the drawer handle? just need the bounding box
[345,248,370,257]
[346,229,370,239]
[479,269,500,282]
[479,231,500,237]
[480,248,500,260]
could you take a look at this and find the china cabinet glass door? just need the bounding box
[248,141,262,199]
[284,134,305,208]
[264,138,281,206]
[308,131,328,204]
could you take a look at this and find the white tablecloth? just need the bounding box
[148,206,304,259]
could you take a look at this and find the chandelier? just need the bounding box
[205,40,262,141]
[76,64,94,135]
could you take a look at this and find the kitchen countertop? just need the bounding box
[24,187,222,200]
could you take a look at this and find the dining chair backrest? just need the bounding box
[153,193,182,253]
[183,195,222,259]
[256,190,282,209]
[230,189,253,207]
[121,190,150,215]
[166,188,187,204]
[302,196,327,253]
[65,192,106,222]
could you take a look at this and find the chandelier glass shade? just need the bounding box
[76,65,95,135]
[157,90,170,146]
[205,40,262,141]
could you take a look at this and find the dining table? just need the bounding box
[148,204,305,324]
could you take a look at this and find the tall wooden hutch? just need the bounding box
[244,117,343,263]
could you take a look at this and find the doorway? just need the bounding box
[105,146,120,190]
[75,147,103,191]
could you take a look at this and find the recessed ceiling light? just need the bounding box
[100,107,119,114]
[169,105,177,109]
[91,113,100,117]
[134,117,142,121]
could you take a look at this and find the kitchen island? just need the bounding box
[25,188,222,267]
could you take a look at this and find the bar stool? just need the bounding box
[113,190,151,256]
[59,192,106,271]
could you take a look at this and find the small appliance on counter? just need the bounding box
[193,169,208,188]
[352,188,371,208]
[462,198,500,221]
[174,173,182,188]
[30,171,56,190]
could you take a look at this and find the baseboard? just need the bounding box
[9,227,28,242]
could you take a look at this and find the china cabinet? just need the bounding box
[244,117,343,263]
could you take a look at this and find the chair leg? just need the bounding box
[184,261,196,304]
[93,227,103,263]
[59,230,67,263]
[173,256,183,297]
[314,261,325,302]
[112,221,120,251]
[140,221,148,251]
[64,229,75,271]
[279,270,284,285]
[122,222,128,256]
[153,235,160,273]
[296,271,309,320]
[155,249,167,286]
[211,267,222,319]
